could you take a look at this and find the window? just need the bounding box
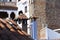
[25,6,27,13]
[18,0,21,2]
[10,0,12,2]
[10,12,15,19]
[18,11,23,15]
[0,12,8,19]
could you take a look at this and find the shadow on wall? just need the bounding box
[0,18,33,40]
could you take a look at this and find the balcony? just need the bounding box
[0,2,16,7]
[0,2,18,10]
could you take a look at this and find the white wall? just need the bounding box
[17,0,31,34]
[17,0,30,18]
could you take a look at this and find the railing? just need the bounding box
[0,2,16,7]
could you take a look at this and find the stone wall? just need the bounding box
[46,0,60,30]
[33,0,60,40]
[33,0,46,40]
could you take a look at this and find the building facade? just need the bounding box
[0,0,18,19]
[0,0,31,36]
[30,0,60,40]
[17,0,60,40]
[17,0,30,34]
[17,0,38,40]
[2,0,60,40]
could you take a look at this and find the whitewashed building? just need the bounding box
[17,0,38,40]
[17,0,30,34]
[0,0,37,40]
[0,0,31,34]
[0,0,30,33]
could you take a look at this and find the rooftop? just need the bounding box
[0,18,33,40]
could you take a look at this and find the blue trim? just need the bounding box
[31,20,37,40]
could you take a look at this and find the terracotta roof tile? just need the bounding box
[18,14,28,19]
[0,18,33,40]
[30,16,38,19]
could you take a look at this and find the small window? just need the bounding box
[18,0,21,2]
[0,12,8,19]
[19,11,23,15]
[25,6,27,13]
[10,0,12,2]
[10,12,15,19]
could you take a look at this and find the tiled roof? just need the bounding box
[18,14,28,19]
[30,15,38,19]
[0,18,33,40]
